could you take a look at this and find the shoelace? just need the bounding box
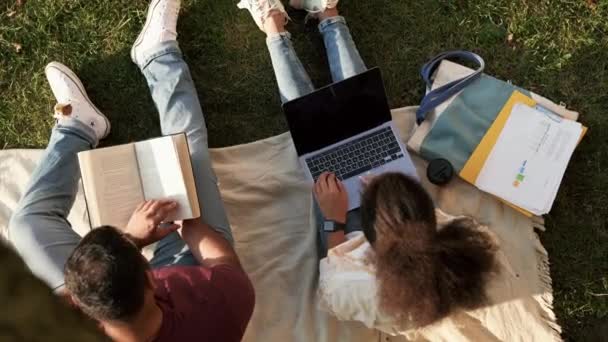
[159,2,179,38]
[240,0,288,24]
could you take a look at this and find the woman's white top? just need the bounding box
[317,209,494,336]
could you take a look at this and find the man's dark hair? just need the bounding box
[65,226,149,321]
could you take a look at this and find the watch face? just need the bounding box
[323,221,335,232]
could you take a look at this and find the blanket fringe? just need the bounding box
[532,220,563,342]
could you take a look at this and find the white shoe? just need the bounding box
[290,0,338,15]
[131,0,181,66]
[45,62,111,141]
[237,0,288,32]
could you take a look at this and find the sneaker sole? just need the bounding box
[45,62,111,140]
[238,0,289,31]
[290,0,303,9]
[131,0,164,64]
[289,0,325,13]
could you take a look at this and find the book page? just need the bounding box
[135,136,193,221]
[172,134,201,218]
[78,144,144,229]
[475,104,582,215]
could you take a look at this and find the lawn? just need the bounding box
[1,0,607,340]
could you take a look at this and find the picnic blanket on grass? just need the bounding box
[0,107,562,341]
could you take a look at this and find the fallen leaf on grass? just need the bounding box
[507,33,516,50]
[12,42,22,53]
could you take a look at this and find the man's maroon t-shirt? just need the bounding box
[151,264,255,342]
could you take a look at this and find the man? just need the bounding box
[8,0,254,340]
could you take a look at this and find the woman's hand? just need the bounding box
[125,199,181,248]
[314,172,348,224]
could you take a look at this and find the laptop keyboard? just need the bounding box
[305,127,404,181]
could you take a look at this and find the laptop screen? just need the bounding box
[283,68,392,156]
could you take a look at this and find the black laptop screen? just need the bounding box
[283,68,392,156]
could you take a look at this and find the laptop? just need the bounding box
[283,67,418,210]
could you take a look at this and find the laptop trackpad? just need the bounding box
[344,176,364,211]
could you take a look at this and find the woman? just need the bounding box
[238,0,498,333]
[314,171,499,334]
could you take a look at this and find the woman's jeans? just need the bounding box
[266,16,367,257]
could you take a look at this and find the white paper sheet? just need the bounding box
[135,136,192,221]
[475,104,582,215]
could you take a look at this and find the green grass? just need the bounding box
[1,0,607,339]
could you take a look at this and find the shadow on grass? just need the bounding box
[77,48,161,148]
[539,42,608,340]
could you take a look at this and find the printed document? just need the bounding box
[475,103,583,215]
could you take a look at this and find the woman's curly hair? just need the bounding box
[360,173,498,326]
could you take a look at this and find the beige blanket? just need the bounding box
[0,107,561,341]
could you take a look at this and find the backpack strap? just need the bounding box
[416,51,485,124]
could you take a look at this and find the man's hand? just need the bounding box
[125,199,181,248]
[314,172,348,224]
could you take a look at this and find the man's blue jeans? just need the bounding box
[266,17,368,257]
[9,42,233,291]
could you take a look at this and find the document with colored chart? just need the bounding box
[473,102,584,216]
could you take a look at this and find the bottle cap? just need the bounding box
[427,158,454,186]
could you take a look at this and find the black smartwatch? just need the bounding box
[323,220,346,233]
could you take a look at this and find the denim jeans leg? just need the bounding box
[136,41,233,267]
[319,16,367,83]
[8,120,97,290]
[267,32,316,104]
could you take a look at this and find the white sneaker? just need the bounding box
[290,0,338,15]
[237,0,288,32]
[45,62,111,141]
[131,0,181,66]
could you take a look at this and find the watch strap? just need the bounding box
[333,221,346,232]
[323,220,346,232]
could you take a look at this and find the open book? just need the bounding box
[78,134,200,229]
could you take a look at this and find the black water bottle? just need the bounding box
[427,158,454,186]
